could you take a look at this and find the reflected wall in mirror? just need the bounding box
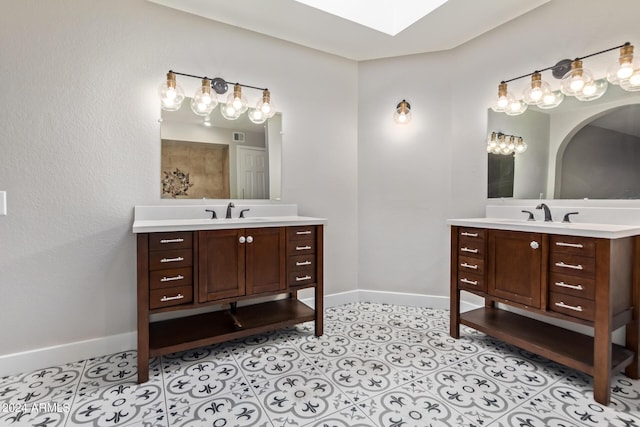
[160,98,282,200]
[487,85,640,199]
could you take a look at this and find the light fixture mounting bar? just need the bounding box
[500,42,630,84]
[168,70,268,93]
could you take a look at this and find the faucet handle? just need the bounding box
[239,209,250,218]
[205,209,217,219]
[521,210,535,221]
[562,212,579,223]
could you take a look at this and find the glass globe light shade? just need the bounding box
[514,138,527,154]
[255,89,276,119]
[523,72,551,105]
[220,102,241,120]
[538,90,564,109]
[620,70,640,91]
[505,99,528,116]
[226,84,248,115]
[498,134,507,149]
[607,44,638,85]
[575,78,608,101]
[487,132,498,149]
[248,108,267,124]
[491,82,513,113]
[507,136,516,151]
[486,144,493,153]
[501,146,512,155]
[393,100,412,124]
[158,72,185,111]
[190,79,218,116]
[492,145,502,154]
[561,60,594,96]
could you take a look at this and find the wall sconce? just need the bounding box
[491,42,639,115]
[487,132,527,155]
[394,99,412,124]
[158,70,276,124]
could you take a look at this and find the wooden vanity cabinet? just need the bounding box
[137,224,324,384]
[198,227,286,302]
[450,226,639,405]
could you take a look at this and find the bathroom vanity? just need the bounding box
[133,205,325,383]
[449,217,640,405]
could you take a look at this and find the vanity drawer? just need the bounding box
[549,272,595,300]
[288,238,316,255]
[288,254,316,272]
[149,249,193,271]
[287,226,317,241]
[458,255,484,275]
[149,232,193,251]
[289,270,316,287]
[149,285,193,310]
[149,267,193,290]
[458,238,485,258]
[550,253,595,278]
[457,271,486,292]
[549,292,594,321]
[550,235,595,257]
[458,228,486,241]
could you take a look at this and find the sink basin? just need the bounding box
[214,217,270,223]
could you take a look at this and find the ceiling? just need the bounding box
[148,0,551,61]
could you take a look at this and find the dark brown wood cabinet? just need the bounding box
[136,224,324,383]
[450,225,639,405]
[487,230,545,308]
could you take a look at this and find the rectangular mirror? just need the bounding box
[160,99,282,200]
[487,85,640,199]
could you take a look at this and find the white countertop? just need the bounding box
[447,217,640,239]
[133,215,327,233]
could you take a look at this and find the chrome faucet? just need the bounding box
[226,202,235,219]
[535,203,553,222]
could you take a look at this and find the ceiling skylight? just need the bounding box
[294,0,450,36]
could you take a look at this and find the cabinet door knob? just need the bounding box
[239,236,246,243]
[530,241,539,249]
[246,236,253,243]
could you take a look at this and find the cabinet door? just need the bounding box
[199,229,245,302]
[246,227,286,295]
[488,230,544,308]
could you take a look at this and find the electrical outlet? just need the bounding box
[0,191,6,216]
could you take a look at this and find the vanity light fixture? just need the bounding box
[492,42,635,115]
[487,132,527,155]
[158,70,277,121]
[394,99,412,124]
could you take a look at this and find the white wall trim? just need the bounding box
[0,332,135,378]
[2,289,474,377]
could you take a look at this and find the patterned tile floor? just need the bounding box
[1,302,639,426]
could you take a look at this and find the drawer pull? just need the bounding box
[460,262,478,270]
[554,301,583,312]
[460,278,478,286]
[296,245,312,251]
[461,232,478,237]
[161,274,184,282]
[555,242,584,249]
[160,293,184,302]
[160,238,185,244]
[295,275,312,281]
[555,281,584,291]
[296,230,312,235]
[555,261,583,270]
[160,257,184,263]
[296,261,312,266]
[461,247,478,254]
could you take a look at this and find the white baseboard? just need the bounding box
[2,290,473,378]
[0,332,135,378]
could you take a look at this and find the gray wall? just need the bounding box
[1,0,640,365]
[0,0,358,357]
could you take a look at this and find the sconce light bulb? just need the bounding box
[497,96,509,109]
[393,100,411,124]
[158,72,185,111]
[617,63,634,80]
